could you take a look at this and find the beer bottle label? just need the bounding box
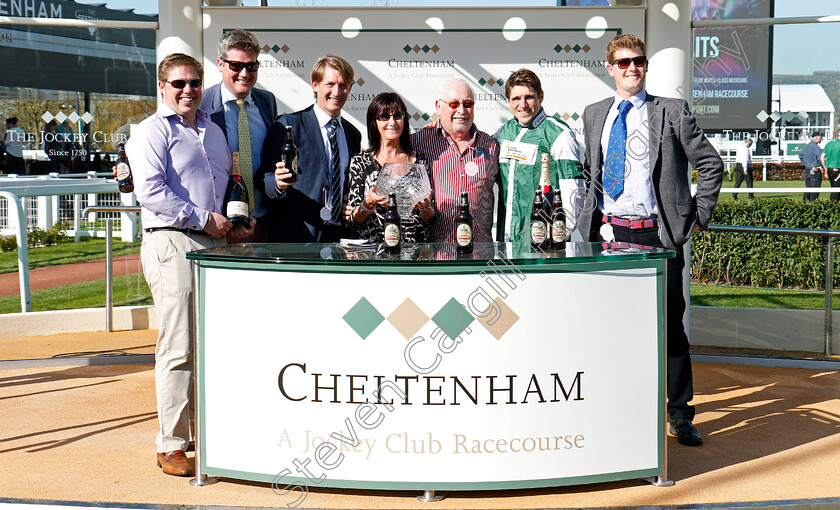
[116,162,130,181]
[552,220,566,242]
[456,223,472,247]
[384,223,400,247]
[530,221,547,244]
[226,200,249,219]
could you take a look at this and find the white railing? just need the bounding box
[0,175,139,312]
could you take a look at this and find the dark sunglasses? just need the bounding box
[223,59,260,73]
[440,99,475,109]
[610,56,647,69]
[164,79,202,89]
[376,112,405,121]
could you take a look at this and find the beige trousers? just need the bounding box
[141,229,224,453]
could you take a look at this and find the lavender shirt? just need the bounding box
[126,105,232,231]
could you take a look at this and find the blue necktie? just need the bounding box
[328,118,342,222]
[603,100,633,200]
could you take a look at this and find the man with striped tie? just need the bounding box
[578,34,723,447]
[201,29,277,242]
[259,55,362,242]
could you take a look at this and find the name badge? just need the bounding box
[464,161,479,177]
[500,140,538,166]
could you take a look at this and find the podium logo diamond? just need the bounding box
[476,298,519,340]
[432,298,474,341]
[387,298,428,340]
[343,297,384,339]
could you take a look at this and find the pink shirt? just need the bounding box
[411,122,499,242]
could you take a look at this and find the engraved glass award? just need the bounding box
[375,163,431,218]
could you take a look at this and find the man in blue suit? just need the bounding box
[258,55,362,242]
[200,29,277,242]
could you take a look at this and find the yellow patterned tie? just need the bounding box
[235,99,254,212]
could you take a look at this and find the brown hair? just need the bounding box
[311,55,354,84]
[504,68,543,100]
[158,53,203,82]
[217,29,260,60]
[606,34,646,63]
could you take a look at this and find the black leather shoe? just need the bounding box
[669,419,703,446]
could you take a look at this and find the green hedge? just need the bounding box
[691,199,840,290]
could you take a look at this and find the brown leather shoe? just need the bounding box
[156,450,194,477]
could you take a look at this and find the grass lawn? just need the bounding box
[0,238,141,275]
[690,283,838,310]
[0,273,152,314]
[716,179,831,201]
[1,232,835,314]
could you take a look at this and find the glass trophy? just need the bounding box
[375,163,431,218]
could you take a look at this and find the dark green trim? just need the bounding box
[202,465,661,490]
[195,259,666,275]
[198,265,208,466]
[657,259,667,468]
[197,261,667,484]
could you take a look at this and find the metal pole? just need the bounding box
[0,192,32,312]
[106,218,113,333]
[417,490,445,502]
[82,206,141,331]
[825,241,833,356]
[74,194,81,243]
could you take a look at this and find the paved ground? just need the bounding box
[0,254,142,297]
[1,355,839,509]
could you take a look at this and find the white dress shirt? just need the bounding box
[313,104,349,203]
[735,143,752,168]
[600,90,659,219]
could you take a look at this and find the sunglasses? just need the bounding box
[376,112,405,121]
[440,99,475,109]
[223,59,260,73]
[610,56,648,70]
[164,79,202,89]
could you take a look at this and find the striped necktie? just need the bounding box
[328,117,341,222]
[603,99,633,200]
[235,99,253,211]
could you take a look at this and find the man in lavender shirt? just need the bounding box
[126,53,253,477]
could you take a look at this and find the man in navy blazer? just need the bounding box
[258,55,362,243]
[200,29,277,241]
[578,34,723,447]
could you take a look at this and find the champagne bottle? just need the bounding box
[455,191,474,254]
[539,153,551,195]
[383,193,401,254]
[550,190,566,250]
[225,162,250,227]
[530,189,548,251]
[282,125,301,185]
[116,143,133,193]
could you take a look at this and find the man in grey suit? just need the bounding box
[200,29,278,242]
[579,34,723,446]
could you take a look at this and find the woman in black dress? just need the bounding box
[347,92,435,242]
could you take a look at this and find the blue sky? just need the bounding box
[78,0,840,75]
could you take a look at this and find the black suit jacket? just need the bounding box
[258,105,362,242]
[578,93,724,250]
